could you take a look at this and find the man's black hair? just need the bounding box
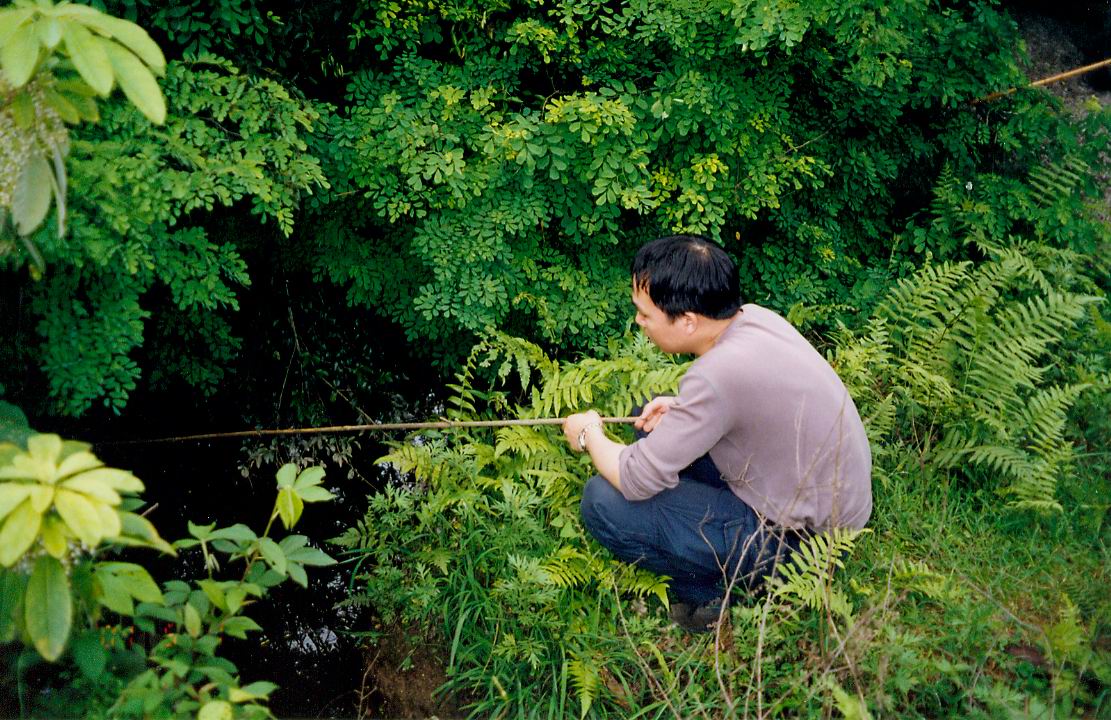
[631,235,742,320]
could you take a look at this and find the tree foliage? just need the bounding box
[310,0,1029,355]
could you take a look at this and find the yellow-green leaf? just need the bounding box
[60,475,121,505]
[11,153,54,237]
[118,512,175,555]
[73,467,143,493]
[40,515,68,558]
[80,15,165,75]
[102,41,164,124]
[95,500,121,538]
[0,8,36,49]
[293,466,326,490]
[275,487,303,530]
[60,20,112,96]
[35,17,63,50]
[54,489,104,546]
[275,464,297,488]
[27,435,62,463]
[0,500,42,566]
[25,555,72,661]
[0,17,39,87]
[198,700,234,720]
[55,451,101,481]
[0,485,33,525]
[28,484,54,513]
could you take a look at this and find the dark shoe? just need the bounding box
[669,599,724,633]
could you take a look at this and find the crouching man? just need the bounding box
[562,235,872,631]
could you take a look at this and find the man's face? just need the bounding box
[632,283,688,353]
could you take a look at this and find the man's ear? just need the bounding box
[682,312,699,334]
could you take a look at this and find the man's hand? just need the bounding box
[563,410,603,452]
[635,396,678,433]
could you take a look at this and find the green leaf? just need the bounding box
[25,555,72,661]
[230,680,278,702]
[60,19,112,96]
[287,563,307,588]
[184,602,202,637]
[198,700,234,720]
[210,523,258,543]
[102,563,162,603]
[43,87,80,124]
[286,545,336,567]
[258,537,286,576]
[188,521,216,540]
[275,464,297,488]
[118,511,175,555]
[220,615,262,639]
[296,485,334,503]
[275,487,303,530]
[102,41,164,124]
[0,570,27,642]
[71,631,107,680]
[0,499,42,566]
[0,16,39,87]
[225,585,247,615]
[199,580,227,611]
[11,152,54,236]
[93,570,133,615]
[292,466,325,490]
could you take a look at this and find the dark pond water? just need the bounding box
[76,300,446,718]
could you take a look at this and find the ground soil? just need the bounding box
[357,623,464,719]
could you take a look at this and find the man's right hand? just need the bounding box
[635,396,678,433]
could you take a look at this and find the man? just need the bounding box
[562,235,872,631]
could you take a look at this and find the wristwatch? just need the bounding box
[577,421,603,452]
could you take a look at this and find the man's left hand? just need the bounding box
[563,410,602,452]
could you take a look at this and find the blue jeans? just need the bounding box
[579,452,802,605]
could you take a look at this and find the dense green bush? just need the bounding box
[310,0,1034,357]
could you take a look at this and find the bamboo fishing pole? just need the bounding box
[109,416,641,445]
[976,57,1111,103]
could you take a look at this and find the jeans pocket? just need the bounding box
[719,516,758,585]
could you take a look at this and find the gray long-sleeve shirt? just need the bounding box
[618,304,872,531]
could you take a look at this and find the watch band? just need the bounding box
[577,421,603,452]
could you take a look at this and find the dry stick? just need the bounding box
[108,416,641,445]
[976,57,1111,103]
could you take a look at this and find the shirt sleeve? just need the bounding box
[618,369,727,501]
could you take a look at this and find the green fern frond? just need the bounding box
[1028,157,1089,207]
[542,549,594,589]
[494,425,556,459]
[891,557,951,601]
[568,657,600,719]
[770,529,863,620]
